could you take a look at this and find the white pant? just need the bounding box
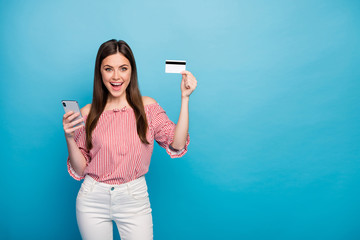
[76,175,153,240]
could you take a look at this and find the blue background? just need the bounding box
[1,0,359,239]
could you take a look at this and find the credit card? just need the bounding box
[165,60,186,73]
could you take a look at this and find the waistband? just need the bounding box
[83,175,146,192]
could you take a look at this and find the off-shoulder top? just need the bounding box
[67,103,190,184]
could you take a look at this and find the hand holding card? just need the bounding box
[164,59,197,97]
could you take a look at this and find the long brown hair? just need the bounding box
[85,39,149,150]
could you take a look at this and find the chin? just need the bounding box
[109,91,125,98]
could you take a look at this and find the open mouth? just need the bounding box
[110,82,124,91]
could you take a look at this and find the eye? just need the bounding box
[105,68,112,72]
[121,67,127,72]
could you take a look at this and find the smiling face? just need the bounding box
[100,52,132,101]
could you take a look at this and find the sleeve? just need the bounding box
[67,126,90,180]
[150,104,190,158]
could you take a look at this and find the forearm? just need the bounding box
[66,136,87,176]
[171,97,189,150]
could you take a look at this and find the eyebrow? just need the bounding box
[103,64,129,68]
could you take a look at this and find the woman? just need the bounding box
[62,39,197,240]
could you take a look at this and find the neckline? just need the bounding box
[102,102,159,114]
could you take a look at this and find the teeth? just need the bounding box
[111,82,123,86]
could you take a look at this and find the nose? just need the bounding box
[113,69,120,80]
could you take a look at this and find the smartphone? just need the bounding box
[61,100,85,127]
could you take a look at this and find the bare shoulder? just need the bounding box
[142,96,157,106]
[81,104,91,116]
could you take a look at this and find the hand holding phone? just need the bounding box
[62,100,85,138]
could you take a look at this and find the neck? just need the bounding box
[105,94,129,109]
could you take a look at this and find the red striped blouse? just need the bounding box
[67,102,190,184]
